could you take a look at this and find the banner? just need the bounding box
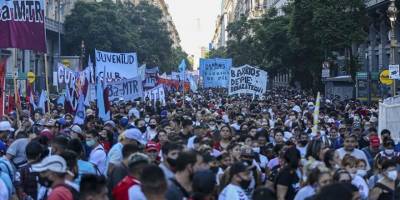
[200,58,231,88]
[0,59,6,117]
[95,49,138,81]
[106,77,143,101]
[0,0,46,52]
[157,77,189,92]
[73,95,85,125]
[144,85,166,106]
[144,67,158,88]
[57,63,94,86]
[228,64,268,96]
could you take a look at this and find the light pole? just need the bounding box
[388,0,398,96]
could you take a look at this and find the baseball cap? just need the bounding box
[45,119,56,127]
[369,135,380,148]
[127,152,150,167]
[0,121,14,132]
[70,125,82,135]
[145,141,161,152]
[119,117,129,128]
[32,155,67,173]
[104,120,116,128]
[124,128,146,145]
[86,109,94,116]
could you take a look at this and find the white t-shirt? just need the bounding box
[336,148,371,170]
[218,184,249,200]
[128,185,147,200]
[89,144,107,175]
[352,175,369,199]
[294,185,315,200]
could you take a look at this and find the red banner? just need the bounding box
[0,0,47,52]
[157,77,189,92]
[0,59,6,117]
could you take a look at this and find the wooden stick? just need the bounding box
[44,54,51,114]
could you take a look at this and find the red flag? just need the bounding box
[0,59,6,117]
[7,90,14,114]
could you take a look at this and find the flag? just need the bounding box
[138,64,146,81]
[178,59,186,80]
[38,90,47,114]
[7,90,14,114]
[73,95,85,125]
[97,72,110,122]
[188,74,198,92]
[312,92,321,134]
[64,88,74,114]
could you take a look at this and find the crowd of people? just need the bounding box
[0,87,398,200]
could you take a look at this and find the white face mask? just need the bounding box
[386,170,398,181]
[385,149,394,155]
[145,118,150,123]
[356,169,367,177]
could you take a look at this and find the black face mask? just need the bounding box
[139,126,147,133]
[299,140,308,146]
[38,176,53,188]
[166,157,178,168]
[239,178,251,189]
[149,124,157,129]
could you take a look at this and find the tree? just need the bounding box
[64,0,187,72]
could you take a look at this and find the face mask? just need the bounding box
[356,169,367,177]
[238,120,245,124]
[145,118,150,123]
[209,125,216,131]
[320,130,326,136]
[299,140,308,146]
[139,126,147,133]
[387,170,398,181]
[166,157,178,168]
[86,139,96,147]
[239,177,251,189]
[149,124,157,129]
[38,176,53,187]
[385,149,394,155]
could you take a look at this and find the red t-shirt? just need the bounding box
[47,186,73,200]
[112,175,140,200]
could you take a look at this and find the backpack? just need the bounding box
[52,184,79,200]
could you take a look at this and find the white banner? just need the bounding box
[228,64,268,96]
[144,85,166,106]
[95,49,138,81]
[57,63,95,87]
[389,64,400,80]
[106,77,143,101]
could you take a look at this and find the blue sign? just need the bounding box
[200,58,232,88]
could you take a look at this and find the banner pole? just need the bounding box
[44,54,51,114]
[13,49,20,126]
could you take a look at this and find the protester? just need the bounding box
[0,86,398,200]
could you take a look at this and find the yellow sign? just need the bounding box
[380,70,394,85]
[27,72,35,83]
[62,59,71,67]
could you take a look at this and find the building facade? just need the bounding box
[356,0,398,100]
[211,0,287,49]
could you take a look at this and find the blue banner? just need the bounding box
[200,58,232,88]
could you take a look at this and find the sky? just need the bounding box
[164,0,221,68]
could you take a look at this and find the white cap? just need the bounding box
[307,102,314,107]
[124,128,146,145]
[70,125,82,135]
[104,120,116,128]
[0,121,14,132]
[32,155,67,173]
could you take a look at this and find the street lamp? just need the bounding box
[388,0,398,96]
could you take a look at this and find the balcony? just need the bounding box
[45,17,65,34]
[365,0,387,8]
